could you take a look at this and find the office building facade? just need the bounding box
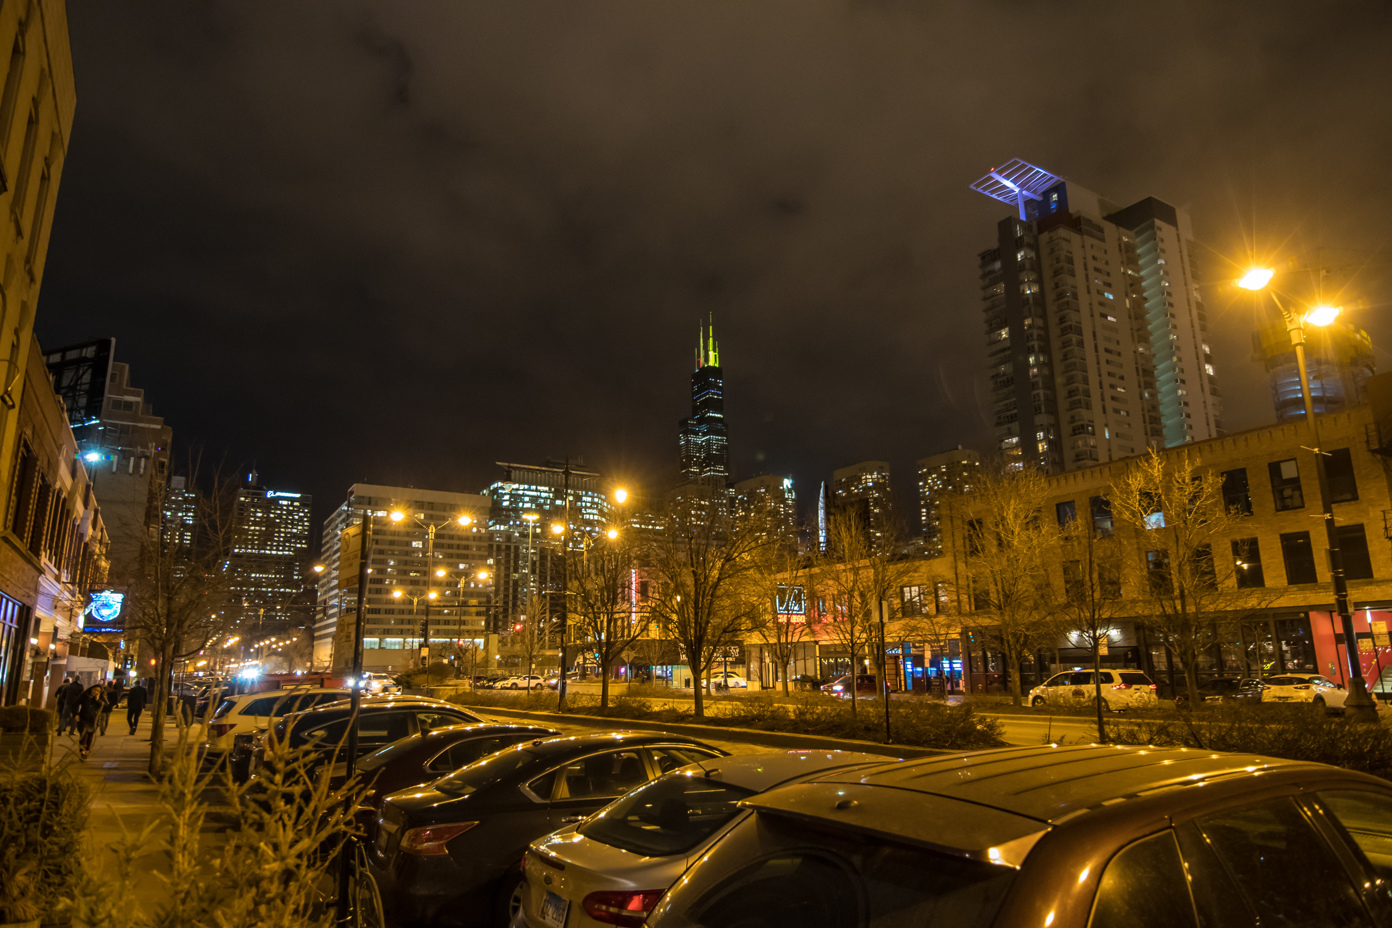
[916,447,979,557]
[224,472,312,639]
[678,321,729,485]
[831,460,894,546]
[971,160,1221,472]
[732,474,797,539]
[315,484,493,672]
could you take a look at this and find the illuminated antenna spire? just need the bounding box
[697,322,705,369]
[707,313,719,367]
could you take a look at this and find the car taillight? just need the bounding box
[1294,684,1311,690]
[210,723,237,738]
[398,821,477,856]
[1111,683,1131,690]
[1149,683,1157,690]
[582,890,665,927]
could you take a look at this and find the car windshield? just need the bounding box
[652,811,1015,928]
[579,773,756,857]
[359,734,423,773]
[433,744,544,796]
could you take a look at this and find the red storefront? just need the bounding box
[1310,607,1392,697]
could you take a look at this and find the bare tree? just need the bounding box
[1109,449,1268,706]
[737,514,814,695]
[503,590,551,684]
[644,501,767,718]
[569,533,652,708]
[959,464,1058,707]
[1052,518,1130,739]
[812,510,913,717]
[123,466,238,779]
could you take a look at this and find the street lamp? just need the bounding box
[1238,267,1376,722]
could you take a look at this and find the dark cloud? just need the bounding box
[39,0,1392,527]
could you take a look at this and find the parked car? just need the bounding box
[707,670,747,690]
[354,723,559,834]
[500,675,547,690]
[246,695,487,777]
[518,750,890,928]
[645,743,1392,928]
[789,674,825,692]
[1261,673,1378,712]
[1028,669,1158,710]
[201,686,350,778]
[820,673,888,698]
[1174,676,1267,706]
[367,732,726,927]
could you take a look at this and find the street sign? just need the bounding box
[1373,621,1389,648]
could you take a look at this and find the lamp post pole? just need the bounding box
[335,504,371,925]
[1264,289,1377,722]
[558,460,572,710]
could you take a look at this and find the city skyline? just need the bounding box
[33,2,1392,534]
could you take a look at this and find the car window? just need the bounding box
[1174,822,1257,927]
[551,750,650,801]
[579,774,757,857]
[312,692,349,706]
[426,736,514,774]
[1192,797,1371,927]
[1265,676,1301,686]
[1068,672,1093,686]
[211,699,236,721]
[1319,790,1392,882]
[649,746,721,775]
[1088,832,1197,928]
[357,712,413,745]
[1119,672,1151,687]
[435,745,544,797]
[1045,674,1068,687]
[416,711,461,733]
[658,813,1014,928]
[242,696,285,717]
[359,734,424,773]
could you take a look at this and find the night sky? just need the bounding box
[37,1,1392,534]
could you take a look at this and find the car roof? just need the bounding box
[421,723,556,743]
[231,687,350,702]
[522,731,717,758]
[686,750,891,792]
[284,694,466,720]
[745,744,1325,862]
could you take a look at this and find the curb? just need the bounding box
[465,703,948,759]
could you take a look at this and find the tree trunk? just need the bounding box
[691,667,704,718]
[1092,641,1106,743]
[848,647,859,718]
[148,645,173,779]
[600,664,610,709]
[1182,649,1201,706]
[1007,649,1024,707]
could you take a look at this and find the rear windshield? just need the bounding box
[1266,676,1307,686]
[359,734,423,773]
[579,774,756,857]
[433,745,544,797]
[211,698,236,721]
[1119,672,1152,686]
[652,811,1015,928]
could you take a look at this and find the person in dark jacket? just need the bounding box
[75,684,106,759]
[55,677,84,735]
[97,681,118,735]
[125,681,148,735]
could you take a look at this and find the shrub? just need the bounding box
[1107,703,1392,781]
[0,706,53,733]
[0,760,89,922]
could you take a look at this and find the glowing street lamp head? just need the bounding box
[435,568,446,578]
[83,451,101,463]
[1304,305,1341,327]
[390,510,406,523]
[606,528,619,540]
[477,570,490,580]
[427,591,437,600]
[392,589,403,599]
[312,563,325,573]
[1237,268,1275,291]
[522,512,539,523]
[457,514,473,526]
[551,523,564,535]
[613,488,629,504]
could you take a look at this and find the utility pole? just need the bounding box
[558,459,571,710]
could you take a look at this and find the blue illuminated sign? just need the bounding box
[84,590,125,631]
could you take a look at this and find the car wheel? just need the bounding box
[1030,695,1046,708]
[1094,696,1113,713]
[1312,696,1326,710]
[495,869,525,927]
[509,683,519,689]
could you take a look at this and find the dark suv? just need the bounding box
[648,744,1392,928]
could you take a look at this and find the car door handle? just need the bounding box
[560,815,586,823]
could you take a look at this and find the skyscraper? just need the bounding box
[732,474,797,540]
[916,447,979,557]
[971,160,1221,472]
[678,320,729,485]
[225,471,313,636]
[1253,317,1375,423]
[831,461,894,546]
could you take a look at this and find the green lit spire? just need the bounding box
[696,315,719,369]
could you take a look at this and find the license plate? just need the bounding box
[540,891,569,928]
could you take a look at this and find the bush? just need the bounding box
[0,762,89,922]
[446,689,1004,751]
[1107,703,1392,781]
[0,706,53,732]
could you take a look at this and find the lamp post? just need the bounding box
[1239,268,1377,722]
[433,565,492,682]
[390,509,474,670]
[335,500,372,925]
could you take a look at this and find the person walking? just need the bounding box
[55,676,84,736]
[75,684,106,759]
[125,680,148,735]
[97,681,118,735]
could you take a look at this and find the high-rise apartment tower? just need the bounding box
[971,160,1222,472]
[916,447,979,557]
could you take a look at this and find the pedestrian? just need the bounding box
[126,680,148,735]
[97,681,118,735]
[55,676,84,735]
[75,684,106,759]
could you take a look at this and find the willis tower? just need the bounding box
[678,319,728,485]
